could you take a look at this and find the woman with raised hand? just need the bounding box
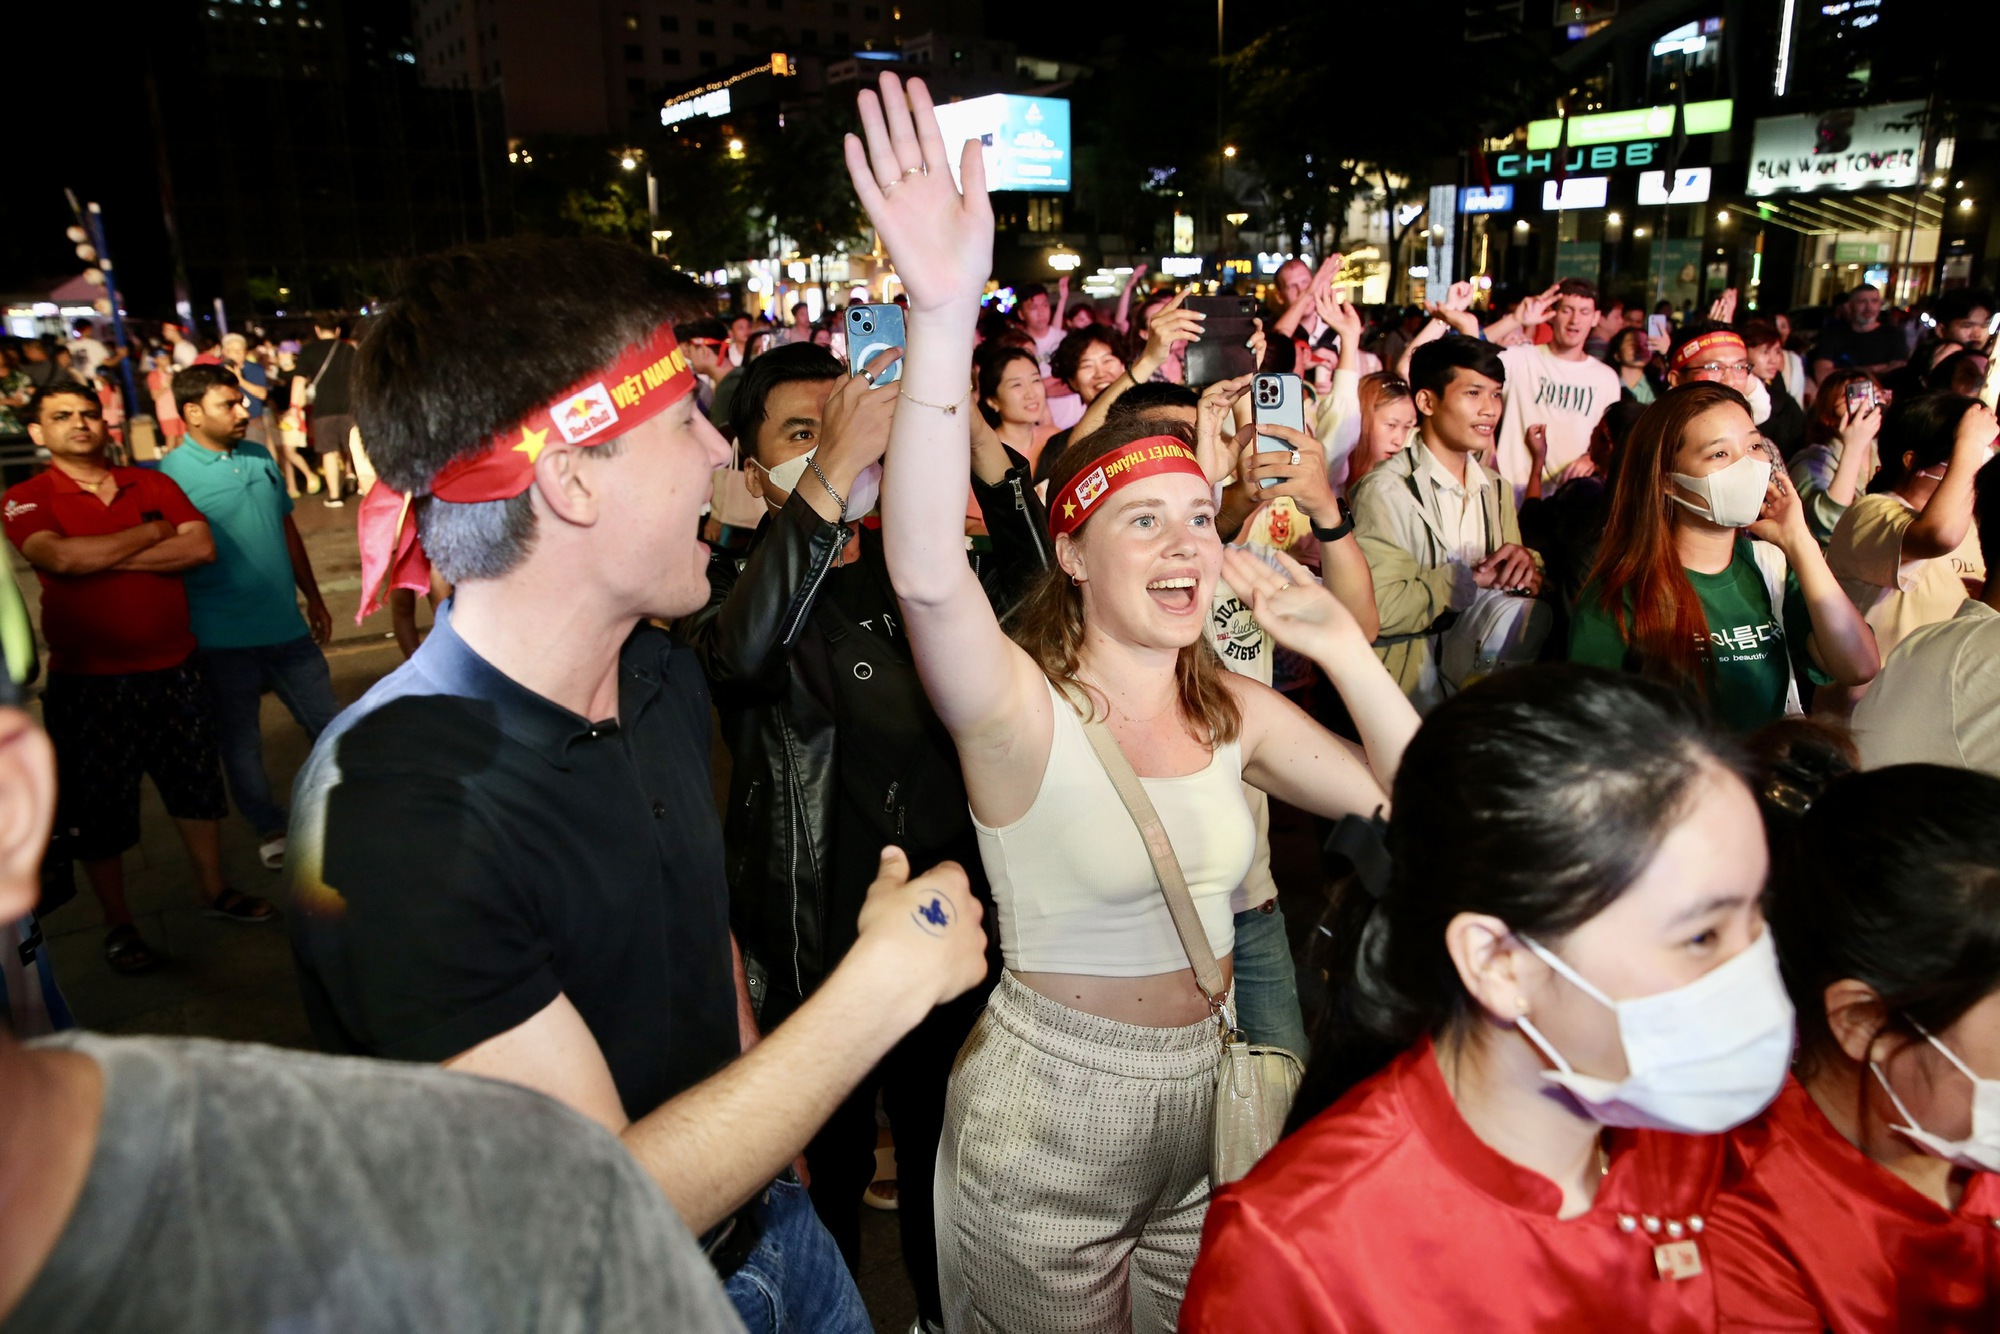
[843,73,1418,1334]
[1709,764,2000,1332]
[1568,382,1878,732]
[1183,666,1795,1332]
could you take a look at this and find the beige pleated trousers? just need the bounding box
[935,971,1219,1334]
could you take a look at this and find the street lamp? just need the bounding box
[620,155,638,171]
[728,138,745,159]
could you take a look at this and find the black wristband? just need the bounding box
[1310,500,1353,544]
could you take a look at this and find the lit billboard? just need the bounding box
[1745,100,1925,197]
[931,94,1071,192]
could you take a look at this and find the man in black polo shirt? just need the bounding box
[285,238,986,1334]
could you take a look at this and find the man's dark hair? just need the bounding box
[1935,288,1992,326]
[1016,283,1049,307]
[311,311,343,334]
[1554,278,1599,306]
[1050,326,1126,387]
[1103,381,1199,427]
[1740,318,1781,349]
[675,317,728,344]
[172,363,241,418]
[355,237,708,586]
[1407,333,1505,403]
[25,380,99,423]
[791,302,808,318]
[728,342,845,459]
[1849,284,1881,299]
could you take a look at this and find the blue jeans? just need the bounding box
[1232,902,1309,1058]
[724,1174,874,1334]
[202,636,340,837]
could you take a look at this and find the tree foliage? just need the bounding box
[1225,2,1559,254]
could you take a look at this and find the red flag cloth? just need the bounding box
[355,322,696,621]
[1046,436,1206,540]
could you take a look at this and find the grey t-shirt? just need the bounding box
[4,1034,745,1334]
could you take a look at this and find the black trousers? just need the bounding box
[805,979,991,1328]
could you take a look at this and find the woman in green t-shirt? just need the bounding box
[1570,382,1878,732]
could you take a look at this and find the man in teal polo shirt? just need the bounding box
[162,365,338,870]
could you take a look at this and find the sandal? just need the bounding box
[104,924,160,975]
[201,888,278,923]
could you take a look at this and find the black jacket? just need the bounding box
[677,455,1050,1025]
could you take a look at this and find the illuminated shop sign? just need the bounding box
[1459,185,1516,213]
[661,88,731,127]
[1525,99,1732,149]
[1637,168,1713,204]
[1542,177,1610,211]
[1745,100,1924,197]
[1497,142,1660,179]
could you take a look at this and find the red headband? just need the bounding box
[1048,436,1207,540]
[356,322,696,622]
[1670,329,1747,375]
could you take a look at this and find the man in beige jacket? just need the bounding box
[1349,334,1550,710]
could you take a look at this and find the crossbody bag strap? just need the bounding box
[1076,708,1229,1008]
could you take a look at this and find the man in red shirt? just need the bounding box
[3,383,273,976]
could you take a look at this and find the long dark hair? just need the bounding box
[1772,764,2000,1080]
[1585,382,1751,694]
[1288,665,1743,1129]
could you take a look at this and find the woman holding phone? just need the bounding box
[843,73,1419,1333]
[1182,666,1794,1332]
[1709,764,2000,1332]
[1568,383,1878,731]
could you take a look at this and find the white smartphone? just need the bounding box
[1251,372,1306,490]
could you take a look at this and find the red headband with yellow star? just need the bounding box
[356,322,696,621]
[1048,435,1207,541]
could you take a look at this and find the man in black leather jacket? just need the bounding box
[676,343,1049,1331]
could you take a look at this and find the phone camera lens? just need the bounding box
[860,321,873,333]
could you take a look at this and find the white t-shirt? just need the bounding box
[68,337,109,378]
[1828,492,1969,661]
[1029,323,1064,371]
[1494,344,1621,502]
[1852,599,2000,776]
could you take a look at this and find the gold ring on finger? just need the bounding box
[903,164,927,178]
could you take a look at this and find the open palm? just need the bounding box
[843,74,994,313]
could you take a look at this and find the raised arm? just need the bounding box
[1220,546,1415,808]
[1112,263,1147,335]
[848,73,1053,816]
[1751,469,1878,688]
[1069,293,1203,447]
[1901,402,1993,559]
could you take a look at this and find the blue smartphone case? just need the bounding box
[845,304,906,385]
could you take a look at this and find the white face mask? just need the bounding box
[1669,453,1772,530]
[1514,928,1795,1133]
[1872,1021,2000,1173]
[755,448,880,521]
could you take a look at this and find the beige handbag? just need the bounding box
[709,441,769,531]
[1078,712,1303,1185]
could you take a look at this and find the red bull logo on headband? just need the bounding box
[555,385,619,443]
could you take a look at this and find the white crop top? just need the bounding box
[973,681,1257,977]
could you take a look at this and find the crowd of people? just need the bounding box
[3,70,2000,1333]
